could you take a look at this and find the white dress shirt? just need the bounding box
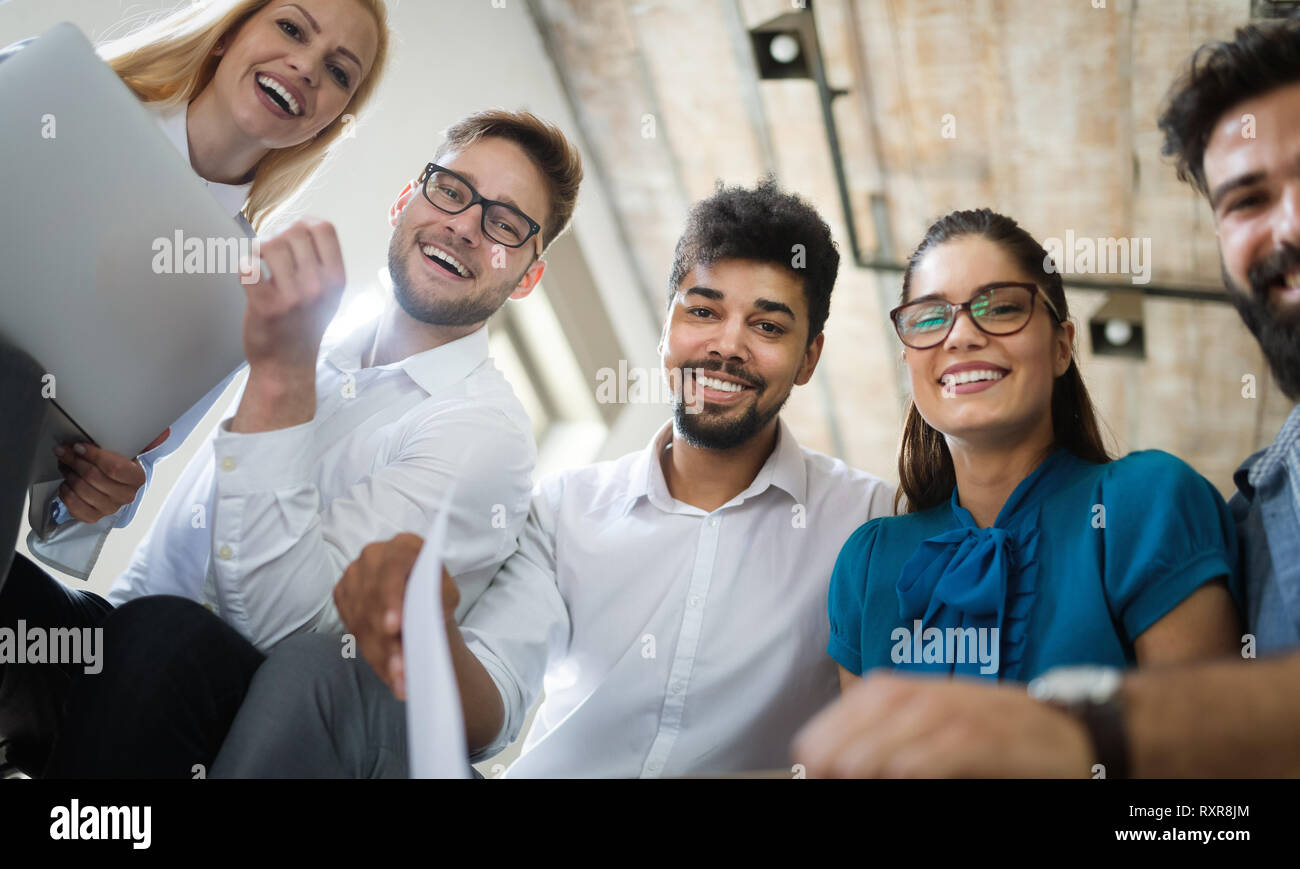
[108,322,536,652]
[460,418,895,777]
[26,102,253,578]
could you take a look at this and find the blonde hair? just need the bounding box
[100,0,390,230]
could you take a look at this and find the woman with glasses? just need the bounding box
[0,0,390,583]
[826,208,1241,690]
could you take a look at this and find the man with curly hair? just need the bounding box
[210,178,897,778]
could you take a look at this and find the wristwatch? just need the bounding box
[1026,666,1129,779]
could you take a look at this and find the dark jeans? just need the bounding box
[0,554,111,774]
[0,338,51,584]
[0,555,265,777]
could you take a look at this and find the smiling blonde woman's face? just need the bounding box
[209,0,380,150]
[902,235,1074,448]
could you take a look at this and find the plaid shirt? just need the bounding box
[1231,402,1300,654]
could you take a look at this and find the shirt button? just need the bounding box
[647,761,661,772]
[688,596,701,608]
[217,545,233,560]
[672,681,685,693]
[708,517,718,527]
[220,457,237,472]
[203,602,216,613]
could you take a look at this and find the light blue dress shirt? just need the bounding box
[1231,402,1300,655]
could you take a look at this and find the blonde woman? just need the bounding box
[78,0,389,229]
[0,0,388,775]
[0,0,389,585]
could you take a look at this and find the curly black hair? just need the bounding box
[667,176,840,346]
[1157,18,1300,198]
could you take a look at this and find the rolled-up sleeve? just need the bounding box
[459,480,570,762]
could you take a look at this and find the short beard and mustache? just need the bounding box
[672,360,789,451]
[1223,242,1300,402]
[386,231,530,327]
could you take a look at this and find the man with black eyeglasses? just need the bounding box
[208,178,896,780]
[0,109,584,777]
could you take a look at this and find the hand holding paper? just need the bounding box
[401,493,470,779]
[331,502,471,777]
[334,533,424,697]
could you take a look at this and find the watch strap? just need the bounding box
[1075,695,1129,779]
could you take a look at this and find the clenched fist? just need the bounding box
[241,218,346,372]
[232,219,346,433]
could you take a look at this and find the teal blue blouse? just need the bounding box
[827,449,1240,682]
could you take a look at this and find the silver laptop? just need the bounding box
[0,22,248,483]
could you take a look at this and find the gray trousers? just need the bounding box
[210,632,412,778]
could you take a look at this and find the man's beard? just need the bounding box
[672,360,788,451]
[386,233,527,327]
[1223,242,1300,401]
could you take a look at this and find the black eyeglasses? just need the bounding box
[418,163,543,255]
[890,282,1063,349]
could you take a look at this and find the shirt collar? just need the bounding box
[324,320,491,397]
[949,447,1079,529]
[149,103,253,221]
[1239,402,1300,493]
[624,417,808,514]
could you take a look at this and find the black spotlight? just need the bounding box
[1089,316,1146,359]
[1086,293,1146,359]
[751,29,812,80]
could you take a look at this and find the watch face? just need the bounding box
[1027,666,1122,704]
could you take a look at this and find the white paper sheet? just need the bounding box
[403,490,471,779]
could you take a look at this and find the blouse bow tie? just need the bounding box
[894,519,1040,681]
